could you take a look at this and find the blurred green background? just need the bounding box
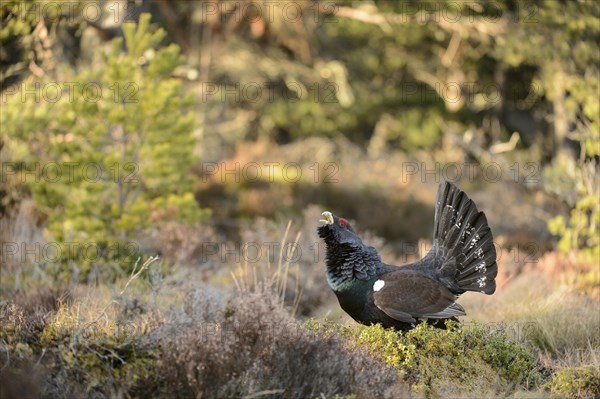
[2,0,598,273]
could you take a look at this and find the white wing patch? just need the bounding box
[373,279,385,292]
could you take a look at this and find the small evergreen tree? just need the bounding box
[2,14,209,277]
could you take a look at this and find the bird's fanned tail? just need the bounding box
[426,181,498,295]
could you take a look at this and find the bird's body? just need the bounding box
[318,181,498,331]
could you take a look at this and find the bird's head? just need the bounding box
[317,211,363,246]
[317,211,382,287]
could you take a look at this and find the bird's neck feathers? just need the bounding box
[324,243,382,291]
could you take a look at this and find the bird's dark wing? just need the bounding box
[373,269,465,323]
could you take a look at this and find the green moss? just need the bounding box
[547,366,600,399]
[1,299,160,396]
[306,319,545,397]
[39,321,70,347]
[55,337,158,394]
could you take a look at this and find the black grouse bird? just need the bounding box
[317,181,497,331]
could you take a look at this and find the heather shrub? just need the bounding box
[151,283,409,398]
[0,259,164,398]
[4,301,146,399]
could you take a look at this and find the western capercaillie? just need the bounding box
[317,181,497,331]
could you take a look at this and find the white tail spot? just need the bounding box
[373,280,385,292]
[475,262,486,272]
[468,234,481,249]
[475,248,484,259]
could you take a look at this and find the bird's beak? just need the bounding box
[320,211,334,225]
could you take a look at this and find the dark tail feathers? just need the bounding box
[431,181,498,295]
